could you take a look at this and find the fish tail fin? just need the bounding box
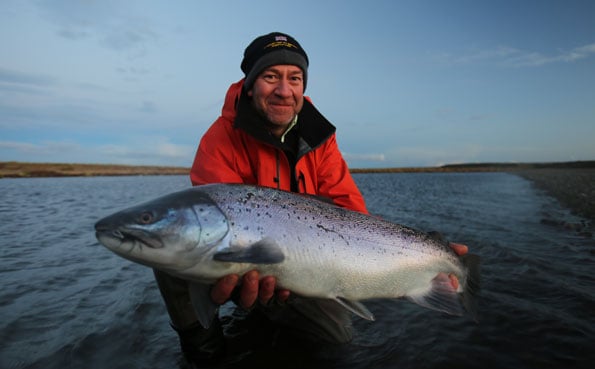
[407,253,481,320]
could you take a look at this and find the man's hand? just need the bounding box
[210,270,290,309]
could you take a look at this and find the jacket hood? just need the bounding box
[220,79,244,122]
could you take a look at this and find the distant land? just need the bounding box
[350,160,595,173]
[2,160,593,221]
[1,160,594,178]
[0,162,189,178]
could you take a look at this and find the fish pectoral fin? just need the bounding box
[406,273,465,316]
[213,238,285,264]
[333,297,375,321]
[188,283,219,329]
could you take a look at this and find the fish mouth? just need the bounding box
[95,227,164,250]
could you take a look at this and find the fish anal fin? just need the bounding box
[333,297,375,321]
[213,238,285,264]
[284,297,354,343]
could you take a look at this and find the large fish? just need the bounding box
[95,183,479,329]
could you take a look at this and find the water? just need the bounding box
[1,173,593,368]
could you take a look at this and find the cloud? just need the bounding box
[0,138,195,166]
[0,141,41,153]
[139,100,157,113]
[439,42,595,67]
[343,153,386,162]
[0,67,56,87]
[95,140,196,165]
[116,66,150,76]
[34,0,158,57]
[57,28,90,41]
[0,140,83,157]
[0,97,111,131]
[101,24,157,54]
[0,82,52,96]
[380,142,590,168]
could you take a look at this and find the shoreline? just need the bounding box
[513,168,595,222]
[2,161,593,221]
[2,160,594,178]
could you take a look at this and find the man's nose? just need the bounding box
[274,78,292,97]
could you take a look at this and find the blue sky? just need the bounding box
[1,0,594,168]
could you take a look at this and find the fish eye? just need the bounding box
[138,212,154,224]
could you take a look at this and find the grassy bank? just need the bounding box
[0,162,189,178]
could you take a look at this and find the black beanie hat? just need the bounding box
[241,32,309,91]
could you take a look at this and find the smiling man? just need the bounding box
[190,32,369,316]
[154,31,369,365]
[153,32,467,367]
[188,32,366,211]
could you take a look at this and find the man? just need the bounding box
[154,32,469,365]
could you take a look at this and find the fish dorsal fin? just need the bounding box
[213,238,285,264]
[333,297,375,321]
[188,282,219,329]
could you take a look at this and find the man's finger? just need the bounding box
[276,289,291,303]
[449,242,468,256]
[240,270,260,309]
[259,276,276,304]
[210,274,239,304]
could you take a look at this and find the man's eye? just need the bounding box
[262,74,278,81]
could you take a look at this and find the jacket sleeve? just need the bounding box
[316,134,369,214]
[190,119,244,186]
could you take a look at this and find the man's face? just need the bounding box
[247,64,304,137]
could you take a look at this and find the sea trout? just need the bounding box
[95,183,479,329]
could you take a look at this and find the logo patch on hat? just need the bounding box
[266,40,298,50]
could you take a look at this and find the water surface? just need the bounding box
[0,173,593,368]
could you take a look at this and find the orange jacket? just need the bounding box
[190,79,368,214]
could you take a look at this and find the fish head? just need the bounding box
[94,188,229,272]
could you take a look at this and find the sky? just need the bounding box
[1,0,594,169]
